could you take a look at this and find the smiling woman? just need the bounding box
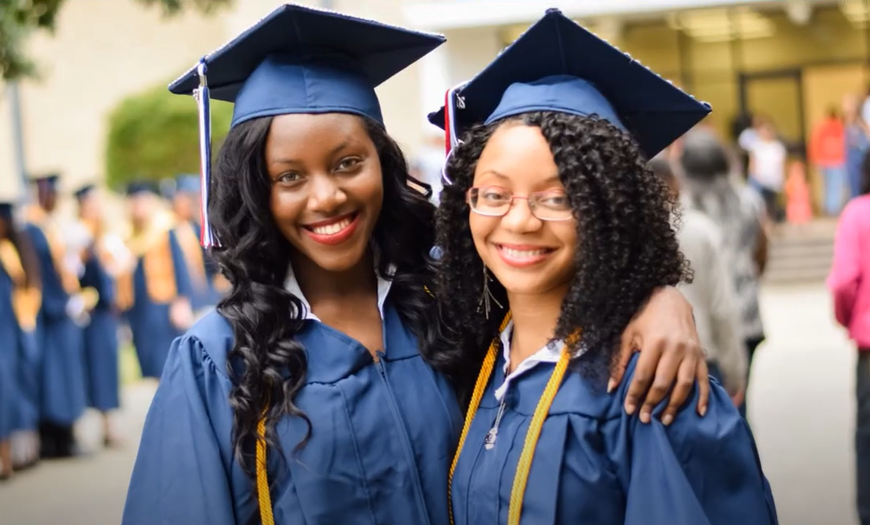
[430,9,777,525]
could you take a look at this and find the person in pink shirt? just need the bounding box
[828,150,870,525]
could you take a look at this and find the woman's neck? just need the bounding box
[505,283,568,374]
[290,249,378,310]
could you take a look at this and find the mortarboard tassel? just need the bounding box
[194,58,219,249]
[441,82,466,186]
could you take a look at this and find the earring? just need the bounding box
[477,265,503,320]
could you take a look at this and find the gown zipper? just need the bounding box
[375,352,433,525]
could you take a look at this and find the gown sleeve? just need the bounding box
[622,373,778,525]
[122,335,236,525]
[168,230,194,301]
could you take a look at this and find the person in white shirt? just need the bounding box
[748,120,787,222]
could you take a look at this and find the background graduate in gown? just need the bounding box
[430,10,778,525]
[73,184,132,447]
[125,4,714,524]
[168,174,216,315]
[0,203,42,471]
[0,202,42,479]
[117,181,193,380]
[24,174,94,459]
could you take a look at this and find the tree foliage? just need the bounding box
[105,83,234,189]
[1,0,230,81]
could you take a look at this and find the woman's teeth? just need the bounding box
[501,247,548,258]
[311,217,352,235]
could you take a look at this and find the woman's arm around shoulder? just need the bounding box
[617,357,778,525]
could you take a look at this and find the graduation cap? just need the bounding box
[0,202,13,221]
[175,174,200,195]
[428,8,711,164]
[168,3,445,248]
[29,173,61,193]
[74,184,96,201]
[126,181,160,197]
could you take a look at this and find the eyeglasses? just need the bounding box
[466,186,573,221]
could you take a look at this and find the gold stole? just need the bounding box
[26,206,80,295]
[174,221,207,291]
[117,220,178,310]
[0,240,42,331]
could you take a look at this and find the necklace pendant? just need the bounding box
[484,428,498,450]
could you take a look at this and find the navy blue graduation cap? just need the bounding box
[168,3,445,248]
[0,202,13,221]
[29,173,60,194]
[74,184,96,201]
[126,181,160,197]
[428,8,711,165]
[175,174,200,195]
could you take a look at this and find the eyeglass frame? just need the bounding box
[465,186,574,222]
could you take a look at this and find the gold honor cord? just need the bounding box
[448,312,571,525]
[256,416,275,525]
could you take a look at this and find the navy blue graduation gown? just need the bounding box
[127,230,192,379]
[0,267,18,440]
[451,354,778,525]
[80,249,120,411]
[14,324,39,432]
[24,223,87,426]
[176,220,213,312]
[123,304,462,525]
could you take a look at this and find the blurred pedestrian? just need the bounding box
[828,149,870,525]
[810,108,848,216]
[747,118,786,222]
[651,155,747,406]
[785,159,813,225]
[679,129,768,420]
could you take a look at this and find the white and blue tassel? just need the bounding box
[193,58,219,248]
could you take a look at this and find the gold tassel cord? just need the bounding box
[506,350,569,525]
[256,417,275,525]
[448,312,572,525]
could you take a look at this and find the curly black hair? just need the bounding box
[433,112,690,388]
[208,115,442,499]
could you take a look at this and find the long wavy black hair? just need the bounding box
[208,114,443,490]
[0,211,41,290]
[433,112,690,388]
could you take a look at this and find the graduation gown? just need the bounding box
[0,266,18,441]
[123,301,462,524]
[80,244,120,411]
[121,226,192,379]
[24,221,87,426]
[0,240,41,434]
[14,323,39,432]
[174,220,213,312]
[451,353,778,525]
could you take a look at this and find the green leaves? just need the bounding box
[0,0,65,80]
[0,0,230,81]
[104,83,233,188]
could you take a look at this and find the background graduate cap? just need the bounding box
[126,180,160,197]
[0,202,13,221]
[175,174,200,195]
[29,173,61,193]
[168,3,445,248]
[428,8,711,163]
[73,184,96,201]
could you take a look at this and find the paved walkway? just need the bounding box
[0,283,860,525]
